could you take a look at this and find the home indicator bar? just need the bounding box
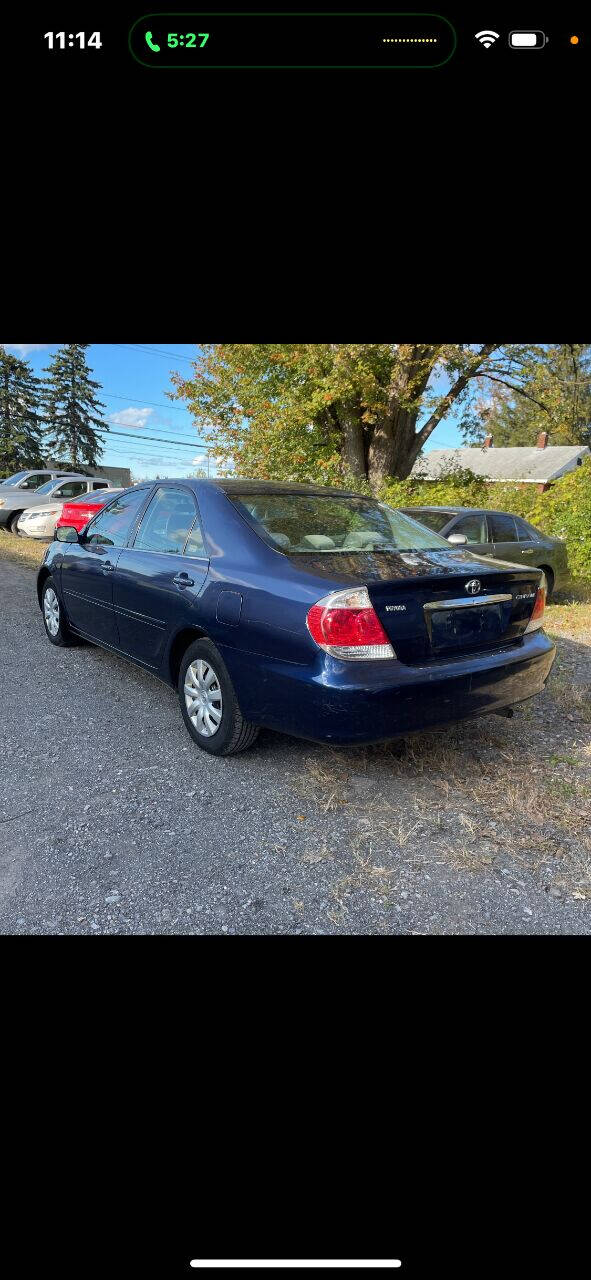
[189,1264,403,1271]
[129,13,456,68]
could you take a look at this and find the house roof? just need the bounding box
[411,445,589,483]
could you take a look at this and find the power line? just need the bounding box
[102,389,195,414]
[94,427,215,451]
[111,343,196,363]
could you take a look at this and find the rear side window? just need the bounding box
[489,513,519,543]
[517,518,540,542]
[92,481,109,490]
[86,488,150,548]
[133,486,198,555]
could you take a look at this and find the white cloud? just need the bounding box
[3,343,51,355]
[109,407,154,429]
[192,454,207,465]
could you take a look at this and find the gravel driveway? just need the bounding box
[1,558,590,934]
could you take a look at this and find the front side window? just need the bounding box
[133,486,198,555]
[451,514,488,544]
[53,480,88,499]
[85,488,150,548]
[22,473,52,490]
[231,493,453,553]
[489,513,519,543]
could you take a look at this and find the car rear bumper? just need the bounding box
[222,629,556,744]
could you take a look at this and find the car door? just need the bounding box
[112,485,209,668]
[59,487,153,645]
[445,512,495,557]
[514,516,542,567]
[489,512,521,566]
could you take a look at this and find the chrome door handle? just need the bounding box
[173,572,194,587]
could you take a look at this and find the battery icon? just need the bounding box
[509,30,546,47]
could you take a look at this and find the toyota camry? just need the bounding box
[37,479,556,755]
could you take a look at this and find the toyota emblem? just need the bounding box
[465,579,481,595]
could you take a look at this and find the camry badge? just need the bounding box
[465,579,481,595]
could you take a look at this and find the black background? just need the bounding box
[2,6,588,1277]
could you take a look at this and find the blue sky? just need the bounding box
[2,343,466,478]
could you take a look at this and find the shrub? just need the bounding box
[381,457,591,581]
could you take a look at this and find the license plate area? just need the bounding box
[424,593,512,656]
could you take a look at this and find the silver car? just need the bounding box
[0,468,73,491]
[0,474,114,535]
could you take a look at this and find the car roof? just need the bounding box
[402,505,527,518]
[204,477,364,498]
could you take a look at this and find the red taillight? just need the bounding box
[306,587,395,660]
[525,584,546,632]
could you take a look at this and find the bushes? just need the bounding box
[381,458,591,581]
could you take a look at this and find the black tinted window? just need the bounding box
[86,489,149,548]
[452,514,487,544]
[516,518,539,542]
[23,473,52,489]
[134,486,197,555]
[490,513,518,543]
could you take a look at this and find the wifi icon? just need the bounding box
[475,29,500,47]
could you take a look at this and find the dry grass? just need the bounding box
[298,614,591,902]
[0,532,48,571]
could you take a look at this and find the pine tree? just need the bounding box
[42,344,106,468]
[0,346,45,475]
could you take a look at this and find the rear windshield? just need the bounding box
[404,508,455,533]
[230,493,452,553]
[66,490,119,506]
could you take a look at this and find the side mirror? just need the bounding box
[447,532,468,546]
[55,525,79,544]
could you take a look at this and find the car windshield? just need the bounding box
[230,493,453,553]
[406,509,455,533]
[1,471,29,486]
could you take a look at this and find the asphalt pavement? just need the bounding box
[1,558,590,934]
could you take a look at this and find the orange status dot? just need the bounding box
[570,35,579,44]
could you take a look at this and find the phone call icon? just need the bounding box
[144,31,160,52]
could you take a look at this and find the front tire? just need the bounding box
[178,638,259,756]
[41,576,75,647]
[9,511,23,535]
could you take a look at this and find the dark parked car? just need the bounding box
[37,480,555,756]
[400,506,568,598]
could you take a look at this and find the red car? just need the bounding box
[56,487,124,533]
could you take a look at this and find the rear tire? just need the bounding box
[178,638,259,756]
[41,575,76,647]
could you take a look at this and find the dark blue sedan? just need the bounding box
[37,478,556,755]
